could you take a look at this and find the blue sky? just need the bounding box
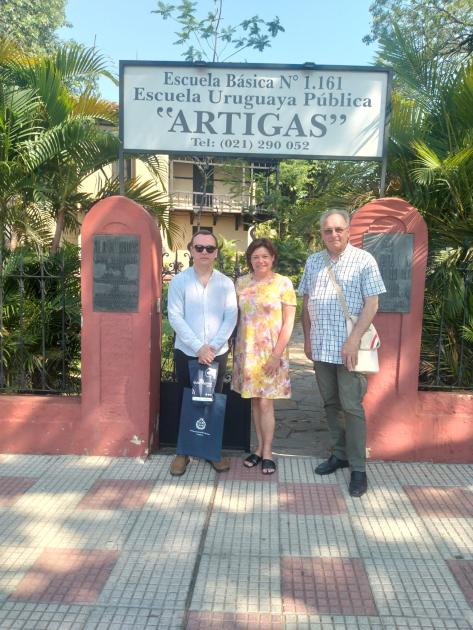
[59,0,379,102]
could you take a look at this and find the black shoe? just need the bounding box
[314,454,349,475]
[349,471,368,497]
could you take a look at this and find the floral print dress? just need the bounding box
[231,273,297,399]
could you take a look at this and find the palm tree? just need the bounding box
[378,26,473,386]
[1,37,175,251]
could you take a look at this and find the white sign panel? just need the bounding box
[121,62,390,160]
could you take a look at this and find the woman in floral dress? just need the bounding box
[232,238,297,474]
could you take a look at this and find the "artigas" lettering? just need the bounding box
[166,110,327,138]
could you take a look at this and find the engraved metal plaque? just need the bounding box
[93,235,140,312]
[363,233,413,313]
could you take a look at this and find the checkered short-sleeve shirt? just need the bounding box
[298,244,386,364]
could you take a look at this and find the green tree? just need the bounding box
[378,25,473,386]
[152,0,284,61]
[364,0,473,57]
[0,0,69,54]
[0,36,175,251]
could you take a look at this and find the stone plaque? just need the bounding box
[93,235,140,312]
[363,233,413,313]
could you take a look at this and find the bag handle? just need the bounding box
[323,252,353,321]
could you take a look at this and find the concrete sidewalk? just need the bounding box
[0,453,472,629]
[0,326,472,629]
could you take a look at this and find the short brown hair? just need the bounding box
[245,238,278,272]
[187,229,218,251]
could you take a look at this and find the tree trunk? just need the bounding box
[50,208,65,254]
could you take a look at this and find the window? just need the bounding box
[111,159,135,180]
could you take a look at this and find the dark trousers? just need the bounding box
[173,349,228,394]
[314,361,368,472]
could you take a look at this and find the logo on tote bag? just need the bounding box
[196,418,206,431]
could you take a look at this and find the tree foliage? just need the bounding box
[364,0,473,57]
[0,36,174,251]
[378,24,473,387]
[0,0,69,54]
[152,0,284,61]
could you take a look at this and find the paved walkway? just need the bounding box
[0,328,472,629]
[273,324,331,458]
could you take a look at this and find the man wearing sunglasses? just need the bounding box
[299,209,385,497]
[167,229,238,476]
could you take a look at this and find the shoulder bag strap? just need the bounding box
[323,252,353,321]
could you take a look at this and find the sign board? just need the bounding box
[120,61,391,161]
[93,235,140,312]
[363,233,413,313]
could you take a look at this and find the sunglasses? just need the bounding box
[321,227,347,235]
[193,244,217,253]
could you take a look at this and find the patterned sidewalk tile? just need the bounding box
[0,511,69,549]
[125,509,207,553]
[78,479,155,510]
[144,478,215,512]
[365,557,472,620]
[281,556,377,616]
[47,509,139,550]
[97,551,195,610]
[447,559,473,605]
[283,614,473,629]
[424,517,473,559]
[11,485,87,516]
[101,454,170,480]
[277,457,340,485]
[0,455,58,477]
[9,548,118,604]
[279,513,358,558]
[203,510,279,556]
[84,606,184,629]
[212,479,278,514]
[39,456,112,478]
[0,547,44,602]
[0,601,90,630]
[279,483,347,515]
[383,462,473,488]
[351,514,440,559]
[345,481,420,520]
[190,554,281,613]
[187,611,284,629]
[0,477,38,507]
[404,486,473,518]
[218,457,279,482]
[0,507,138,551]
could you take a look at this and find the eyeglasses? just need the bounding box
[193,244,217,253]
[321,227,347,235]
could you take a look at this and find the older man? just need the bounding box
[299,209,386,497]
[167,229,238,476]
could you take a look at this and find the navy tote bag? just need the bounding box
[176,388,226,461]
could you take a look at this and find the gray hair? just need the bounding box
[319,208,350,229]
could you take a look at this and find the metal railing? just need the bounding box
[0,248,81,394]
[170,190,252,213]
[419,262,472,391]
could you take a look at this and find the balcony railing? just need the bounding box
[170,191,252,213]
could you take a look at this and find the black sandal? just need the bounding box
[243,453,262,468]
[261,459,276,475]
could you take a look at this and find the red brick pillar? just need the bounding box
[350,198,428,461]
[80,196,162,456]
